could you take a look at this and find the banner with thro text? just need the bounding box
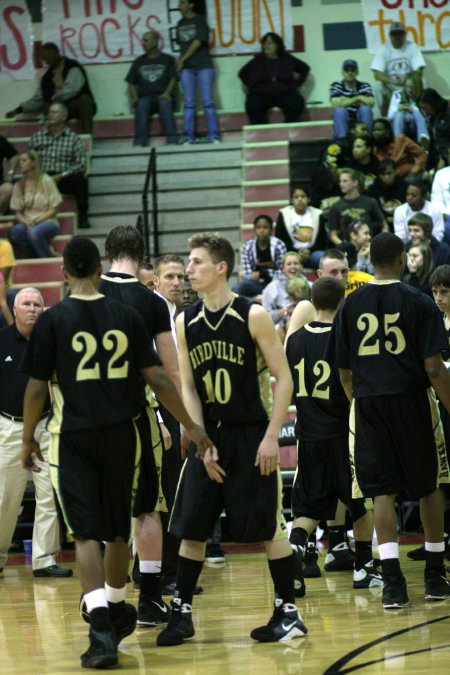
[0,0,34,80]
[41,0,293,64]
[361,0,450,53]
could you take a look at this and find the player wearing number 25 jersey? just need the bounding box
[332,235,450,499]
[332,233,450,609]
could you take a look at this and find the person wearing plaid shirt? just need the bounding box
[28,103,90,229]
[232,214,287,298]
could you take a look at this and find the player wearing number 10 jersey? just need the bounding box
[332,232,450,608]
[157,232,308,648]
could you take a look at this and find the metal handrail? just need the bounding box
[140,147,159,259]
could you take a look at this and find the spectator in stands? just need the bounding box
[419,88,450,171]
[407,212,450,267]
[337,240,373,296]
[329,59,374,141]
[404,241,434,295]
[366,159,408,227]
[343,219,372,273]
[327,168,387,245]
[262,251,309,324]
[6,43,96,134]
[348,136,380,189]
[275,186,326,268]
[126,31,178,147]
[28,103,90,229]
[370,21,426,117]
[371,118,427,178]
[387,71,428,145]
[276,276,311,343]
[394,180,444,243]
[238,32,310,125]
[176,0,220,144]
[139,261,155,290]
[9,151,61,259]
[0,136,18,215]
[308,165,341,217]
[431,147,450,243]
[233,214,286,298]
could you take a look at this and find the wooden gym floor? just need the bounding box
[0,544,449,674]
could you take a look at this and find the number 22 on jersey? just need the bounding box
[72,330,129,381]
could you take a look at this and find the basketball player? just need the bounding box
[333,232,450,608]
[21,237,212,668]
[157,232,308,646]
[285,277,383,594]
[285,249,358,576]
[100,226,180,627]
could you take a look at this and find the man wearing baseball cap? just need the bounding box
[371,21,426,117]
[330,60,374,141]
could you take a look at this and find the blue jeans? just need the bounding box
[134,95,178,144]
[9,220,59,258]
[180,67,220,141]
[392,110,428,142]
[333,105,373,140]
[232,279,265,297]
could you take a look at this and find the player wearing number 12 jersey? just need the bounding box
[20,237,212,670]
[332,232,450,609]
[157,232,307,647]
[285,277,381,594]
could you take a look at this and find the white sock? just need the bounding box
[105,583,126,604]
[425,541,445,553]
[378,542,399,560]
[84,588,108,613]
[139,560,161,574]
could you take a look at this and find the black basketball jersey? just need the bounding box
[100,273,171,340]
[333,280,448,397]
[24,294,161,433]
[286,321,349,441]
[184,296,271,424]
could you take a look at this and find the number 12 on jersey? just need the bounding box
[294,358,331,400]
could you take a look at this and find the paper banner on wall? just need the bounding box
[42,0,293,64]
[0,0,34,79]
[361,0,450,53]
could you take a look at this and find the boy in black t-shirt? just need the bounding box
[333,232,450,608]
[21,237,211,669]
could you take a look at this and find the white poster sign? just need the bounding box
[0,0,34,80]
[42,0,293,64]
[361,0,450,53]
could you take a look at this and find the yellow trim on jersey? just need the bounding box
[187,297,245,332]
[145,406,168,513]
[304,324,332,334]
[349,401,364,500]
[426,387,450,486]
[272,467,289,541]
[131,416,143,514]
[48,374,63,434]
[69,293,105,300]
[48,434,76,535]
[368,279,401,286]
[100,274,139,284]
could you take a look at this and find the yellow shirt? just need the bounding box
[345,269,373,296]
